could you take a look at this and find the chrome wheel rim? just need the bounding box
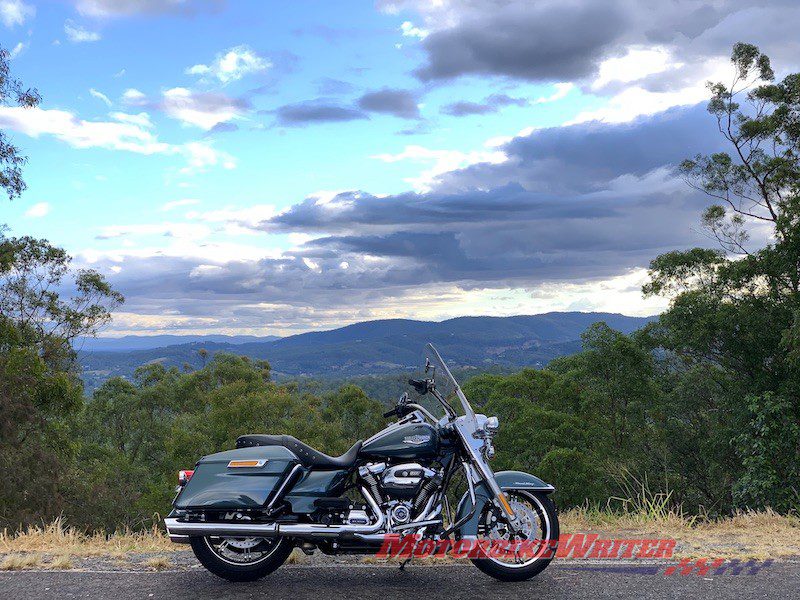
[477,490,551,568]
[203,536,282,566]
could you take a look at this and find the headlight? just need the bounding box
[486,416,499,433]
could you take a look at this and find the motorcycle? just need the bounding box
[165,344,559,582]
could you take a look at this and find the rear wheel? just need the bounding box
[470,490,559,582]
[190,535,292,582]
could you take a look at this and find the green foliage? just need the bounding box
[733,393,800,512]
[0,45,40,200]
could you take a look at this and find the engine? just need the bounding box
[357,462,442,529]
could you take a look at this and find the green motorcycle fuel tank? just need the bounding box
[359,422,438,460]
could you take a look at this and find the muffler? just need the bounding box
[165,486,386,541]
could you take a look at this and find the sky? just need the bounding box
[1,0,799,337]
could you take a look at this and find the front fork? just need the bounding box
[464,460,522,532]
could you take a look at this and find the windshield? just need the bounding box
[425,343,476,421]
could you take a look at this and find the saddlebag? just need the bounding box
[174,446,299,510]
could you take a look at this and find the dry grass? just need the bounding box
[561,506,800,559]
[1,553,42,570]
[143,556,172,571]
[46,555,73,570]
[286,548,307,564]
[0,517,174,557]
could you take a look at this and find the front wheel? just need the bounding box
[190,535,293,582]
[470,490,559,582]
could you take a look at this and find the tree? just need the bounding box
[645,43,800,511]
[0,238,123,527]
[0,45,40,200]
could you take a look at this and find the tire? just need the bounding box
[190,536,293,582]
[470,491,559,582]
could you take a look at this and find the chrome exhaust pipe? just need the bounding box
[166,487,386,541]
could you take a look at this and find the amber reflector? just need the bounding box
[227,459,267,468]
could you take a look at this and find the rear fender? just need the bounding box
[454,470,554,537]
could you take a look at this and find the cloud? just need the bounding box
[121,88,147,105]
[273,100,367,127]
[357,88,420,119]
[186,45,270,84]
[441,93,528,117]
[24,202,49,218]
[89,88,112,106]
[0,105,234,173]
[0,0,33,27]
[160,198,200,212]
[64,19,101,43]
[400,20,427,39]
[380,0,800,95]
[408,1,627,82]
[371,145,506,192]
[8,40,27,58]
[109,111,153,128]
[86,104,731,335]
[159,87,250,130]
[75,0,223,18]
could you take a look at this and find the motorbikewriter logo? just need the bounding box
[377,533,676,561]
[376,534,773,576]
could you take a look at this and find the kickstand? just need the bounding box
[399,557,412,571]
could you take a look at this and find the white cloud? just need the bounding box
[180,141,237,174]
[9,41,27,58]
[64,19,101,43]
[533,82,574,104]
[160,198,200,212]
[592,46,677,91]
[186,204,276,228]
[109,111,153,128]
[0,0,33,27]
[113,68,126,78]
[89,88,112,106]
[160,87,246,130]
[371,145,506,192]
[121,88,147,105]
[400,21,428,39]
[0,105,234,174]
[24,201,49,218]
[186,45,270,84]
[0,106,169,154]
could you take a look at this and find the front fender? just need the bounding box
[454,470,554,537]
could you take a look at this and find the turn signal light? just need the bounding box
[227,459,267,468]
[178,470,194,485]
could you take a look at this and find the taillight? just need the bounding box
[178,470,194,485]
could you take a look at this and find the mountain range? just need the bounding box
[79,312,654,390]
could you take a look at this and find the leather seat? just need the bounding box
[236,434,363,470]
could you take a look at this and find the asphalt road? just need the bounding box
[1,562,796,600]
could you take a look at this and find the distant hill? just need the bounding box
[79,312,654,390]
[78,334,280,353]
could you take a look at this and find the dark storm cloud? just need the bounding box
[357,88,420,119]
[413,2,628,82]
[272,100,368,126]
[379,0,800,89]
[441,94,528,116]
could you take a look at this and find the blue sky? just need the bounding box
[2,1,798,336]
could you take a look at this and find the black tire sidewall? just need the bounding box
[470,491,560,582]
[190,536,293,582]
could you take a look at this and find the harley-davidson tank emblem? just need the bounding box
[403,434,431,445]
